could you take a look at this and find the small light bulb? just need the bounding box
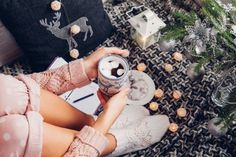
[141,36,147,42]
[177,107,187,117]
[169,123,179,132]
[172,90,182,100]
[164,63,173,73]
[154,89,164,98]
[173,52,183,62]
[149,102,159,111]
[137,63,147,72]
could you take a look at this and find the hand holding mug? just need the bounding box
[83,47,129,80]
[97,88,130,117]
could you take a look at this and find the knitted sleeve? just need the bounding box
[27,59,91,95]
[63,126,109,157]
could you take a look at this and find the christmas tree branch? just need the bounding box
[161,26,187,41]
[201,0,227,33]
[233,0,236,8]
[172,11,198,25]
[202,7,225,31]
[221,31,236,47]
[201,0,226,19]
[216,104,236,128]
[202,0,236,56]
[219,104,236,118]
[195,55,211,73]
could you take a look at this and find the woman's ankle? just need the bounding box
[100,133,117,157]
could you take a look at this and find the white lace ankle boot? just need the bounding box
[93,104,150,129]
[107,115,170,157]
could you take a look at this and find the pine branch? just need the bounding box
[230,10,236,24]
[228,87,236,102]
[233,0,236,8]
[221,37,236,58]
[202,1,236,55]
[201,0,226,19]
[221,31,236,48]
[217,104,236,128]
[214,30,236,58]
[172,11,198,25]
[202,7,225,31]
[219,104,236,118]
[161,26,187,41]
[201,0,227,31]
[194,54,211,73]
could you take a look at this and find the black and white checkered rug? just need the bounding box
[1,0,235,156]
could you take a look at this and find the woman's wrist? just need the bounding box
[82,58,97,80]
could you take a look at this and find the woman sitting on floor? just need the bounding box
[0,47,169,157]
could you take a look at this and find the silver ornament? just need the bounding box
[159,39,177,51]
[208,117,228,137]
[187,63,205,81]
[183,20,217,55]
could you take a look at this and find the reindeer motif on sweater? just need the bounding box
[39,12,93,50]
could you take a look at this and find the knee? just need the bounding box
[0,115,29,156]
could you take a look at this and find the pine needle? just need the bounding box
[172,11,198,25]
[161,26,187,41]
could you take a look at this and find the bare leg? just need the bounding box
[101,134,116,157]
[42,122,116,157]
[39,88,95,130]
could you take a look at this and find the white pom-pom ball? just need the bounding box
[69,49,79,59]
[51,0,61,11]
[70,25,81,35]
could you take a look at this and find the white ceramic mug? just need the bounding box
[98,55,130,96]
